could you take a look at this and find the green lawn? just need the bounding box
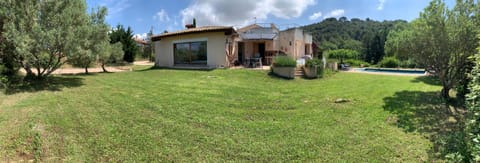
[0,68,456,162]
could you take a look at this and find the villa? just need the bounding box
[151,23,313,68]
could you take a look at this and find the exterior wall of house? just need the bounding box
[278,28,313,60]
[279,29,296,58]
[304,34,313,44]
[265,41,274,51]
[154,32,229,68]
[241,40,277,58]
[244,42,254,58]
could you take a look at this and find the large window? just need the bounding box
[174,41,207,65]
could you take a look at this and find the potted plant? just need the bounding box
[304,58,324,78]
[272,56,296,79]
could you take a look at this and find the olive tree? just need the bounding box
[68,7,110,74]
[98,42,124,72]
[410,0,478,99]
[2,0,91,79]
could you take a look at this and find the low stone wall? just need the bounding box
[272,67,296,79]
[327,62,338,71]
[303,66,318,79]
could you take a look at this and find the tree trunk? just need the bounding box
[85,66,88,74]
[441,86,450,99]
[101,64,108,73]
[22,64,37,80]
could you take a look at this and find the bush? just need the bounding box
[305,59,325,77]
[0,65,4,74]
[399,59,418,68]
[305,58,322,68]
[379,57,400,68]
[0,65,7,89]
[467,53,480,162]
[344,59,371,67]
[273,56,296,67]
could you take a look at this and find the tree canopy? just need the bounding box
[384,23,415,60]
[327,49,359,63]
[68,7,110,74]
[303,17,407,63]
[110,25,138,63]
[1,0,95,78]
[408,0,478,98]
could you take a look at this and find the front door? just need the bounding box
[258,43,265,63]
[238,42,244,64]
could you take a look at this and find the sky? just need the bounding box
[85,0,456,39]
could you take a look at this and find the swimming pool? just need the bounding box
[353,68,426,75]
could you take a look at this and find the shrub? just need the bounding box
[399,59,418,68]
[305,59,325,77]
[0,65,7,89]
[305,58,322,68]
[467,52,480,162]
[344,59,370,67]
[0,65,4,74]
[379,57,400,68]
[273,56,296,67]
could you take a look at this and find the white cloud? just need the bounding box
[153,9,170,22]
[324,9,345,19]
[100,0,131,19]
[180,0,316,27]
[309,11,322,21]
[377,0,386,10]
[133,33,148,40]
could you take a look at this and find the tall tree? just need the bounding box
[410,0,478,99]
[2,0,91,79]
[110,25,138,63]
[98,42,124,72]
[146,27,155,62]
[0,1,18,76]
[68,7,110,74]
[384,23,414,60]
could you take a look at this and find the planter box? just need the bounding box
[303,66,318,79]
[272,67,296,79]
[327,62,338,71]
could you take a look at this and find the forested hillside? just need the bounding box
[302,17,407,64]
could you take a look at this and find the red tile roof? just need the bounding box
[133,38,148,45]
[151,26,235,41]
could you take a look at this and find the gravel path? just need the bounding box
[133,61,154,66]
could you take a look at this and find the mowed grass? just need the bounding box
[0,68,447,162]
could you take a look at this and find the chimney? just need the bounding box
[185,18,197,29]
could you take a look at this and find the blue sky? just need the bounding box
[86,0,456,38]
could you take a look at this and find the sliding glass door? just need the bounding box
[174,41,207,65]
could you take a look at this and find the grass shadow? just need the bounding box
[266,72,295,80]
[59,73,99,77]
[133,66,156,72]
[383,91,467,160]
[4,76,84,95]
[135,66,215,72]
[411,76,442,86]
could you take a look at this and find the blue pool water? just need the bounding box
[354,68,426,75]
